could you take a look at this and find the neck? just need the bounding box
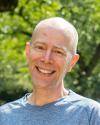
[28,84,69,106]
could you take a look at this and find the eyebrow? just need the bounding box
[54,45,67,52]
[33,41,46,46]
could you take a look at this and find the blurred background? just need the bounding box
[0,0,100,105]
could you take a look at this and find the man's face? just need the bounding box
[26,27,76,89]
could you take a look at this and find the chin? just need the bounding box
[32,80,56,89]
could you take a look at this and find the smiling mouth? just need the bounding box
[35,66,56,75]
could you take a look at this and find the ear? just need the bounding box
[68,54,79,72]
[25,42,30,63]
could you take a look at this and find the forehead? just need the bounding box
[32,27,72,50]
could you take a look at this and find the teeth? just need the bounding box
[38,67,53,74]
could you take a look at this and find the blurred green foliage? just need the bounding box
[0,0,100,105]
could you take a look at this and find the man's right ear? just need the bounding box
[25,42,30,63]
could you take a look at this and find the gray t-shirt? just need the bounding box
[0,90,100,125]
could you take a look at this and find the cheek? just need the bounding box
[27,54,38,71]
[29,51,41,62]
[54,57,67,72]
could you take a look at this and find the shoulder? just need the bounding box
[68,90,100,124]
[80,96,100,125]
[68,90,100,110]
[0,94,29,125]
[0,99,21,114]
[0,94,28,115]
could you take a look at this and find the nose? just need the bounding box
[41,50,53,64]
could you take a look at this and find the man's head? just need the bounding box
[26,17,79,89]
[33,17,78,55]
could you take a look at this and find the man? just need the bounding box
[0,17,100,125]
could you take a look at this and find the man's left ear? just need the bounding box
[68,54,79,72]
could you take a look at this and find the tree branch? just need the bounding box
[85,44,100,76]
[0,30,31,37]
[78,51,86,71]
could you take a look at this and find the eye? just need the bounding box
[54,50,64,55]
[35,45,45,50]
[53,48,67,56]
